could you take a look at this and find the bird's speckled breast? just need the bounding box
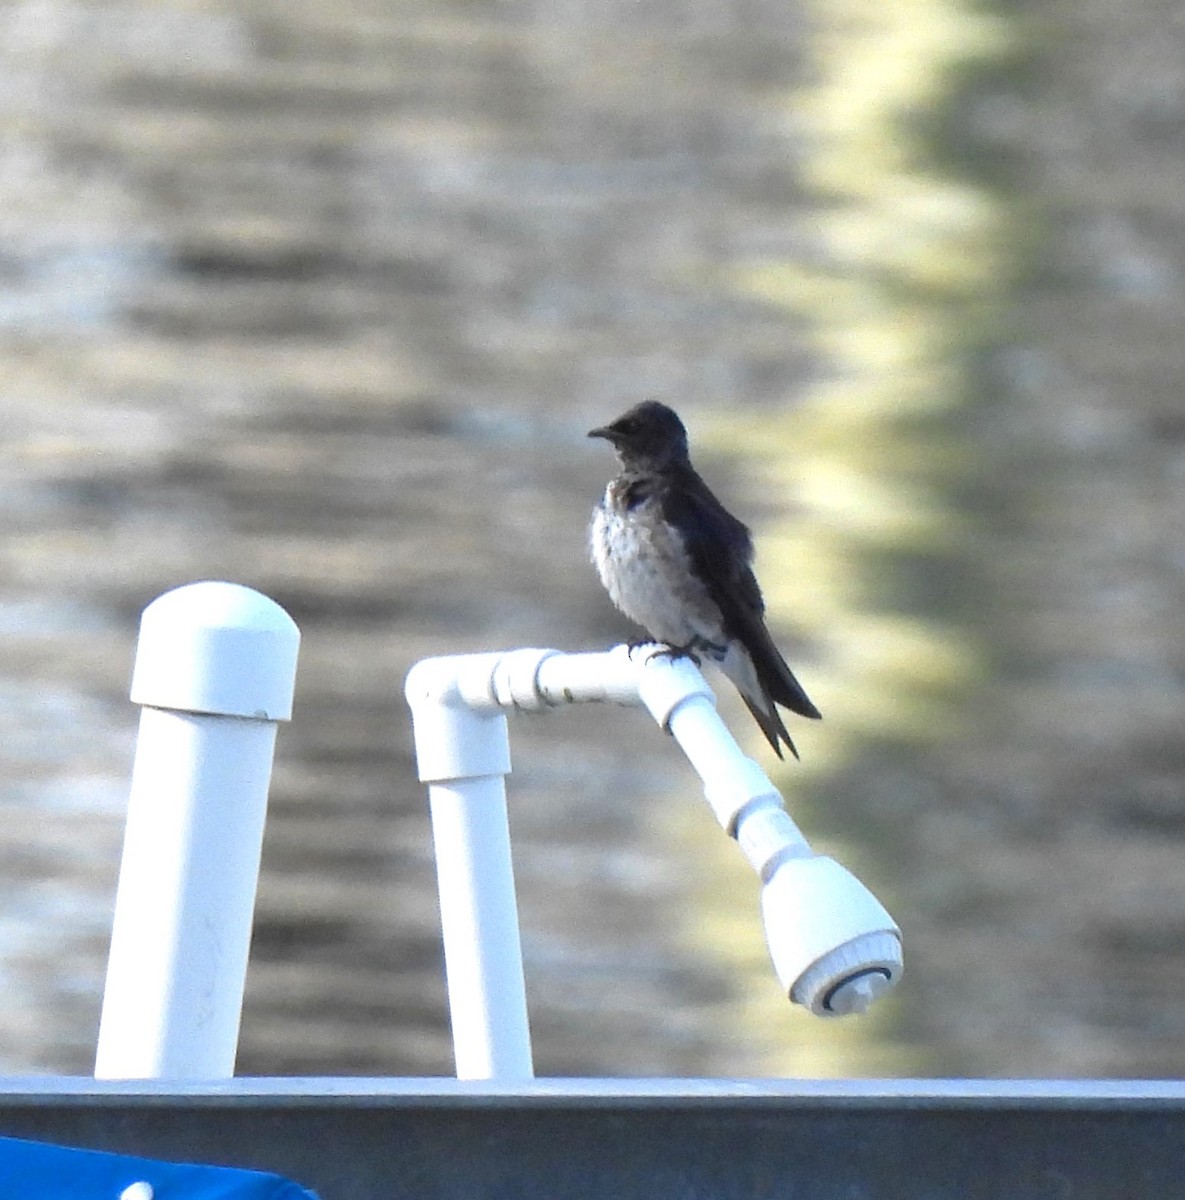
[590,481,719,647]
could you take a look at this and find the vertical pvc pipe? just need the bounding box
[95,582,300,1080]
[405,658,534,1081]
[429,777,535,1081]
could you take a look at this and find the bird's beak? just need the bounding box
[587,425,613,442]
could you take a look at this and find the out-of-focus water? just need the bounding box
[1,0,1184,1078]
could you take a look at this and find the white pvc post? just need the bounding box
[94,582,300,1080]
[405,657,534,1081]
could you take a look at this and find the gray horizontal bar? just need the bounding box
[0,1076,1183,1106]
[1,1076,1183,1199]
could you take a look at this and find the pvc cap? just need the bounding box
[130,581,300,720]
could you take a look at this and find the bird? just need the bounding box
[588,399,821,759]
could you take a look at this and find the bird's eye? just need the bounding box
[616,418,639,434]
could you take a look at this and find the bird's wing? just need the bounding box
[660,467,761,610]
[662,469,821,722]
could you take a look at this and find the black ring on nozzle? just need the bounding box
[823,967,892,1014]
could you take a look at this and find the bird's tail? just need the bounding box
[738,691,800,760]
[719,623,821,760]
[754,636,822,722]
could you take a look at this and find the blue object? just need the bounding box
[0,1134,317,1198]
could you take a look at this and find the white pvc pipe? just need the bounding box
[404,658,533,1082]
[428,778,534,1081]
[406,644,903,1062]
[95,582,300,1080]
[628,646,903,1016]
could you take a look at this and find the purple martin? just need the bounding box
[588,400,821,759]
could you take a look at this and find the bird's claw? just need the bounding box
[645,642,702,667]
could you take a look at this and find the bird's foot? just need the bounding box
[646,642,702,667]
[626,637,697,663]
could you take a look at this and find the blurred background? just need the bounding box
[1,0,1183,1079]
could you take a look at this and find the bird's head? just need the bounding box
[588,400,691,470]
